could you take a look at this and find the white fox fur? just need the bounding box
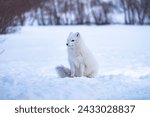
[56,32,99,78]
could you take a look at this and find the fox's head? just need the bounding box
[66,32,80,48]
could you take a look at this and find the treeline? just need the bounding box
[0,0,150,34]
[119,0,150,25]
[24,0,114,25]
[0,0,43,34]
[24,0,150,25]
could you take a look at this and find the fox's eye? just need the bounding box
[71,40,74,42]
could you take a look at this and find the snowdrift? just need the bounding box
[0,26,150,100]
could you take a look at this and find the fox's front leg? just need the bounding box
[79,64,84,77]
[70,62,75,78]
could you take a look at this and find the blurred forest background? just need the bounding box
[0,0,150,34]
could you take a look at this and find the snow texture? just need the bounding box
[0,25,150,100]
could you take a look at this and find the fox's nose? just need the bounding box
[66,43,68,46]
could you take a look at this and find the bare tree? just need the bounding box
[75,0,85,24]
[101,1,114,24]
[90,0,103,24]
[119,0,150,25]
[0,0,43,34]
[90,0,113,24]
[119,0,134,24]
[134,0,149,24]
[147,1,150,24]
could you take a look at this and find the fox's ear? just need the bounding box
[76,32,80,37]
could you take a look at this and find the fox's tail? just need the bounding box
[55,65,71,78]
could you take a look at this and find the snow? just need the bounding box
[0,25,150,100]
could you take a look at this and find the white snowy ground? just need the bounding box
[0,25,150,100]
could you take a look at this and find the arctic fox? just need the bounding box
[56,32,99,78]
